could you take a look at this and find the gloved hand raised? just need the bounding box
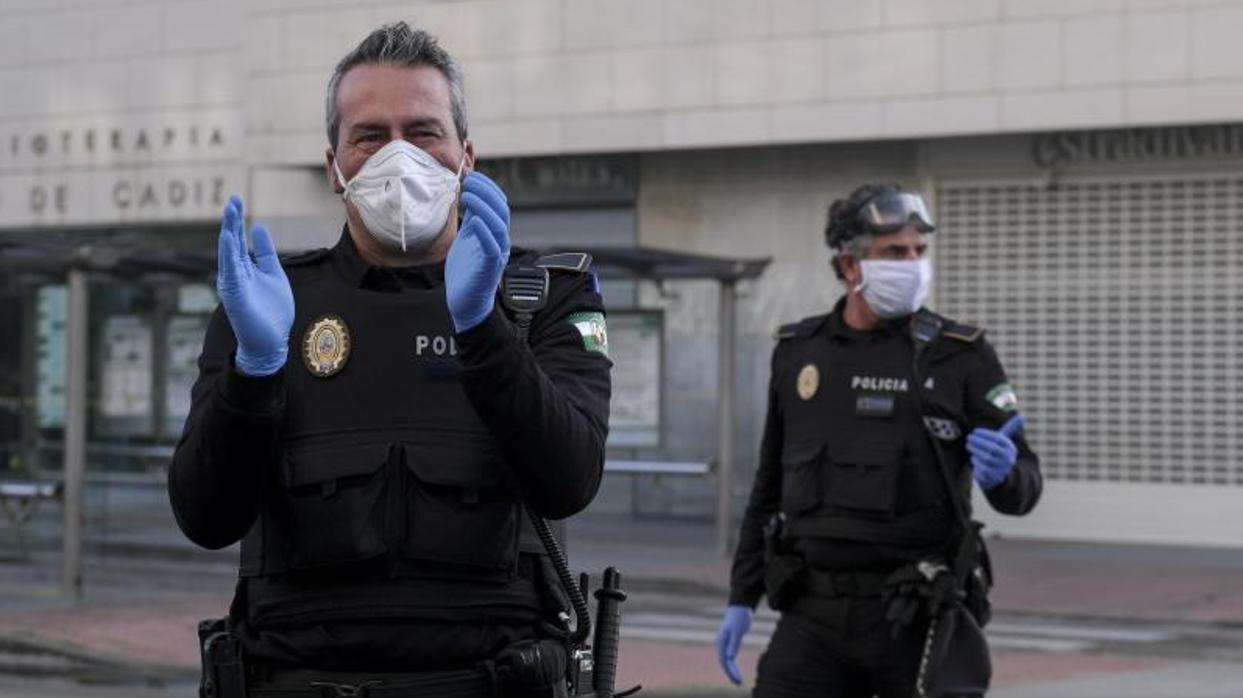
[967,414,1025,490]
[715,604,753,685]
[216,195,294,377]
[446,171,510,333]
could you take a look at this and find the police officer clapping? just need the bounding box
[170,22,612,698]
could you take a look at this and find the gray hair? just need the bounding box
[836,233,873,261]
[829,232,872,282]
[325,22,468,151]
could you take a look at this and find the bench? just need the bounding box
[605,460,712,476]
[603,460,713,516]
[0,480,64,558]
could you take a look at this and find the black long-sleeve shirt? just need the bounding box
[167,232,612,669]
[169,231,611,552]
[728,303,1041,608]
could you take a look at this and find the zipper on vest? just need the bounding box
[384,441,402,577]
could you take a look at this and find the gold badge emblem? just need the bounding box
[797,364,819,401]
[302,315,350,378]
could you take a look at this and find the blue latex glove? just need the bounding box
[715,604,753,685]
[446,171,510,332]
[216,195,294,377]
[967,414,1025,490]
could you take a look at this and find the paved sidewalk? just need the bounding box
[2,494,1243,691]
[572,512,1243,625]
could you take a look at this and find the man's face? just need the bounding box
[840,226,929,287]
[324,62,474,204]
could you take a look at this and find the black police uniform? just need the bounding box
[729,298,1041,698]
[168,230,611,692]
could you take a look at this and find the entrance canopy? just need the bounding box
[0,239,770,594]
[0,241,773,283]
[582,246,770,283]
[0,239,214,282]
[582,246,770,556]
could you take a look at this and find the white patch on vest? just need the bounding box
[986,383,1018,412]
[850,375,909,392]
[923,417,961,441]
[567,311,608,355]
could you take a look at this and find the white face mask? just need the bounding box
[334,140,465,253]
[854,258,932,319]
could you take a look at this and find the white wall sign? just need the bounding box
[100,315,153,419]
[35,286,67,429]
[1033,123,1243,170]
[177,284,218,314]
[165,314,209,425]
[0,165,241,228]
[0,111,242,229]
[607,311,662,448]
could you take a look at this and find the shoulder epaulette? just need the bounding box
[772,314,829,341]
[535,252,592,273]
[941,319,984,343]
[279,248,331,268]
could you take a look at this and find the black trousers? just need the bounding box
[753,595,931,698]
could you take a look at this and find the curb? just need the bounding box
[11,542,1243,632]
[0,632,197,685]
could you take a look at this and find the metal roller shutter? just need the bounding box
[936,174,1243,546]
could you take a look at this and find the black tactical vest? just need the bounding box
[777,316,972,551]
[238,267,553,592]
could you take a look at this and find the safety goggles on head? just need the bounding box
[857,191,936,234]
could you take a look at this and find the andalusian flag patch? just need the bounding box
[986,383,1019,412]
[567,311,608,355]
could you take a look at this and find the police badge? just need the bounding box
[797,364,819,401]
[302,315,351,378]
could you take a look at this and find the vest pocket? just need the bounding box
[780,442,827,515]
[280,443,391,570]
[400,443,520,577]
[824,440,903,519]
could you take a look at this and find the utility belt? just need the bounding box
[248,667,498,698]
[202,560,634,698]
[804,568,889,598]
[761,512,989,619]
[762,513,889,609]
[199,618,571,698]
[763,558,896,610]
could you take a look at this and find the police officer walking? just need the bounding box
[169,23,611,697]
[714,183,1041,697]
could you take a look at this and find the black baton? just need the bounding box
[591,567,627,697]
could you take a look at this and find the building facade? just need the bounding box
[4,0,1243,545]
